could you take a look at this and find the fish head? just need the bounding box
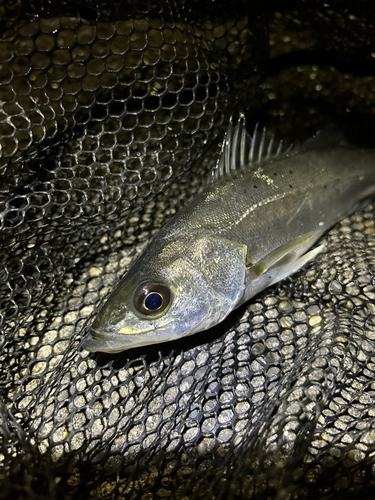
[83,235,247,353]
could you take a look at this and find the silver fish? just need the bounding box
[84,117,375,353]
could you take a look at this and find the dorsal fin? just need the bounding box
[302,124,349,150]
[212,114,292,183]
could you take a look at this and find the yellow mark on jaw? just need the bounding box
[119,324,156,334]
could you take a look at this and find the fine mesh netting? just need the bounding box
[2,1,375,499]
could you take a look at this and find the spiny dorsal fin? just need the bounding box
[302,124,349,150]
[212,114,292,183]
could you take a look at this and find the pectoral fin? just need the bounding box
[268,243,325,285]
[248,231,321,278]
[244,231,324,301]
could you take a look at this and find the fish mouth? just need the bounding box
[82,323,175,353]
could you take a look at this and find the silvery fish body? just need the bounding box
[84,119,375,353]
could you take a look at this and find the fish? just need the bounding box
[83,116,375,353]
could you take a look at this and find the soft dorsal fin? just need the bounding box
[302,124,349,150]
[212,114,292,183]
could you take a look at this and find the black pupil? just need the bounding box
[144,292,162,311]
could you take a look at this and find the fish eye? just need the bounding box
[133,280,171,317]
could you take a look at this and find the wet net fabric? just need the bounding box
[1,1,375,498]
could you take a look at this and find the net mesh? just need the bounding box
[1,1,375,499]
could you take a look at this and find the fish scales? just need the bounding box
[83,120,375,353]
[175,147,375,263]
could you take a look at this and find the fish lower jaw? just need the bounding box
[82,326,176,353]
